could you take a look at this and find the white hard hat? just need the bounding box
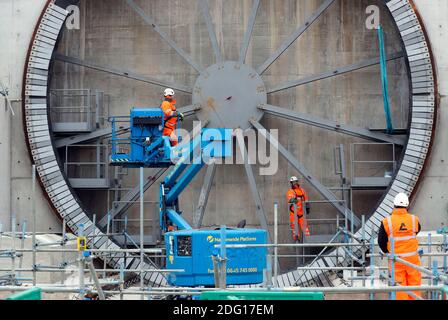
[290,176,299,183]
[164,88,175,97]
[393,192,409,208]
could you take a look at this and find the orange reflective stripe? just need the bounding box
[393,235,416,241]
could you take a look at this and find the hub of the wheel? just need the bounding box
[193,61,267,130]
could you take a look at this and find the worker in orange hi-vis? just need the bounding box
[160,88,184,147]
[378,192,422,300]
[286,176,311,241]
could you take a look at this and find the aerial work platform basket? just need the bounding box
[109,108,233,168]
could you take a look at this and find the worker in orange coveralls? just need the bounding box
[378,192,422,300]
[161,88,184,146]
[286,176,311,241]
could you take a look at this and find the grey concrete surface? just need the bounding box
[0,0,62,232]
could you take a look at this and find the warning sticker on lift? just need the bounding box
[207,267,258,274]
[77,237,87,251]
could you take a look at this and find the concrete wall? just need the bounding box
[410,0,448,230]
[0,0,61,232]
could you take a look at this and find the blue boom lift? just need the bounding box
[109,107,267,287]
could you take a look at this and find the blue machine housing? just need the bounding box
[165,228,267,287]
[110,108,173,167]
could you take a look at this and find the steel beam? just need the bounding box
[259,104,406,145]
[178,104,202,117]
[267,52,404,94]
[256,0,336,75]
[167,209,193,231]
[165,163,204,205]
[198,0,222,63]
[98,168,167,228]
[164,133,203,188]
[193,162,217,228]
[54,53,193,94]
[125,0,203,73]
[54,127,129,148]
[236,134,271,240]
[250,119,361,228]
[238,0,260,65]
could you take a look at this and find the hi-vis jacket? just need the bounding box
[378,208,421,258]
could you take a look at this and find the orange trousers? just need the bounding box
[389,255,422,300]
[289,212,310,240]
[163,127,178,146]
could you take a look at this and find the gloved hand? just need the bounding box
[172,111,179,117]
[178,112,185,122]
[289,198,298,204]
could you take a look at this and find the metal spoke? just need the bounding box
[259,104,406,145]
[177,104,202,117]
[198,0,222,63]
[55,127,128,148]
[267,52,405,94]
[235,132,271,241]
[256,0,336,75]
[238,0,260,65]
[193,161,217,228]
[250,119,361,228]
[125,0,203,73]
[54,53,193,94]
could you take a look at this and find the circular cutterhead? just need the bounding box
[193,61,267,130]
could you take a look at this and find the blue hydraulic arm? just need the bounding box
[165,162,205,205]
[163,134,202,189]
[159,156,205,232]
[109,107,233,233]
[377,25,394,134]
[160,128,232,233]
[166,209,192,230]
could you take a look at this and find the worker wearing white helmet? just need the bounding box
[285,176,310,241]
[160,88,184,146]
[378,192,422,300]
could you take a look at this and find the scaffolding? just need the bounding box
[50,89,105,133]
[1,225,447,300]
[0,165,447,300]
[1,208,447,299]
